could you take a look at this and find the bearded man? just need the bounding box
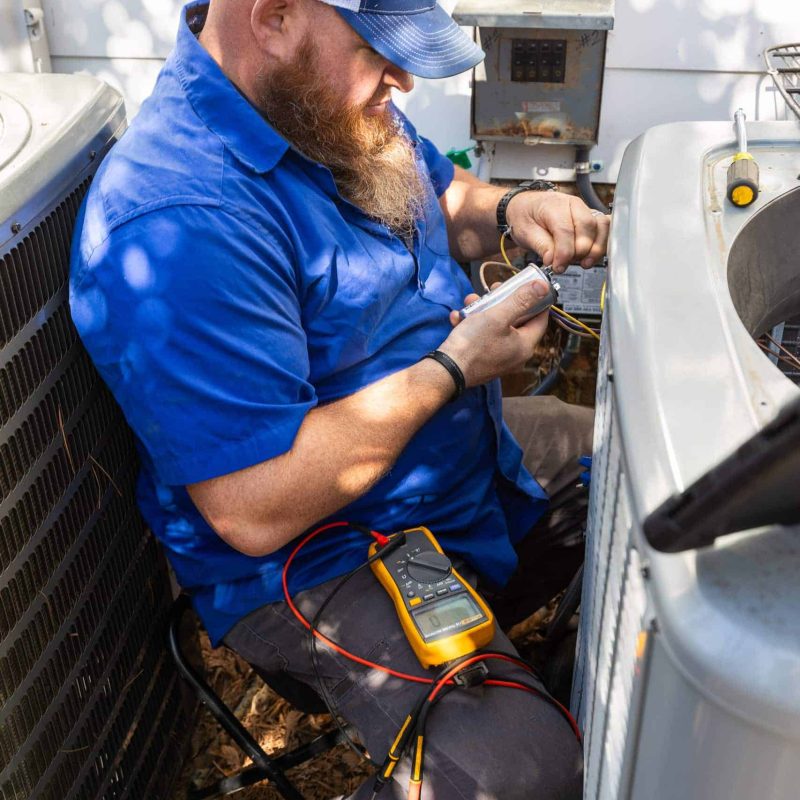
[70,0,608,797]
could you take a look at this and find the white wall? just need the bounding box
[1,0,36,72]
[27,0,800,181]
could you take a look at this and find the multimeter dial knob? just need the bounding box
[407,551,452,583]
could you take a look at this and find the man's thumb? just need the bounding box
[499,280,548,323]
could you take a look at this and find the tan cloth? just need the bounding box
[503,395,594,499]
[483,395,595,630]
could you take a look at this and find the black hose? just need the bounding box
[575,146,610,214]
[529,331,583,396]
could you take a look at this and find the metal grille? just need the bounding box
[759,316,800,384]
[764,43,800,120]
[0,178,194,800]
[574,322,649,800]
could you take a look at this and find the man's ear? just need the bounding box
[251,0,303,59]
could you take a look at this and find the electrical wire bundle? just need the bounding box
[282,522,582,800]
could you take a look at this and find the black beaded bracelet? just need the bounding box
[422,350,466,402]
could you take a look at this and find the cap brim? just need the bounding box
[335,5,485,79]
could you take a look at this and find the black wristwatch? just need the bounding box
[496,180,557,239]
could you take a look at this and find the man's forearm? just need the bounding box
[439,166,507,262]
[187,358,455,557]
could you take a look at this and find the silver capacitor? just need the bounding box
[459,264,560,326]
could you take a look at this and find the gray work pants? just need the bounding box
[224,396,594,800]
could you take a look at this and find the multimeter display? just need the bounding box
[413,594,485,641]
[370,526,496,667]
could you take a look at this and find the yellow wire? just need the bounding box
[500,231,517,271]
[600,281,607,313]
[553,315,596,339]
[551,306,601,341]
[500,232,601,341]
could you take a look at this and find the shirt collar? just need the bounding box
[175,1,289,174]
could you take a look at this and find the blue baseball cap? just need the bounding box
[321,0,485,79]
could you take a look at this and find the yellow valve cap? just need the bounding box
[731,185,755,206]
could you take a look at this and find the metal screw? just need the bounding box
[11,222,21,235]
[607,367,614,383]
[89,150,97,161]
[641,565,650,580]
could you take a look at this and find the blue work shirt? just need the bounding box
[69,1,548,645]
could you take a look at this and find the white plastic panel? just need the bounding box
[0,92,32,172]
[575,331,649,800]
[50,56,166,120]
[0,73,125,244]
[578,120,800,800]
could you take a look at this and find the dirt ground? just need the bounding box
[175,334,599,800]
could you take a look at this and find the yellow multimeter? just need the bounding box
[369,526,495,668]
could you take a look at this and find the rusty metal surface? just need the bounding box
[473,28,607,145]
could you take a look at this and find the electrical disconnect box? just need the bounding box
[454,0,614,147]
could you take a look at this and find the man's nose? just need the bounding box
[383,64,414,94]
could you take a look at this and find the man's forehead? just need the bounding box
[308,0,365,45]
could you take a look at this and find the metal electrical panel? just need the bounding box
[454,0,614,147]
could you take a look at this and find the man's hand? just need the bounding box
[505,190,609,273]
[439,281,551,388]
[439,166,610,269]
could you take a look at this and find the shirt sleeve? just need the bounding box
[70,203,315,486]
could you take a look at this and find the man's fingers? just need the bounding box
[508,192,611,272]
[515,304,550,344]
[451,293,481,326]
[551,218,576,270]
[581,213,610,267]
[572,202,600,262]
[535,200,577,270]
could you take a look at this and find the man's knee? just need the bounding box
[422,687,583,799]
[503,395,594,497]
